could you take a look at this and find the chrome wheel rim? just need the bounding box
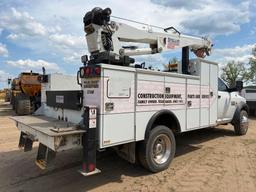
[241,114,249,131]
[152,134,171,165]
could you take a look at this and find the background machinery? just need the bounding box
[241,85,256,115]
[11,72,41,115]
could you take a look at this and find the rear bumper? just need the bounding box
[10,115,85,152]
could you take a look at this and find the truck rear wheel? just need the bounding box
[138,125,176,172]
[233,110,249,135]
[15,94,31,115]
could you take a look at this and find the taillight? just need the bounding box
[80,66,101,78]
[85,67,91,76]
[95,67,101,75]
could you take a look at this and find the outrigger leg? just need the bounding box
[79,106,101,176]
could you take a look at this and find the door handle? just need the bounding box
[218,95,221,99]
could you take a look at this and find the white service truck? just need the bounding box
[11,7,249,176]
[241,86,256,115]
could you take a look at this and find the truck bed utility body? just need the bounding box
[81,60,218,149]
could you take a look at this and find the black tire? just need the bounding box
[138,125,176,173]
[233,110,249,135]
[15,94,31,115]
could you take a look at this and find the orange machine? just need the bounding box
[11,72,41,115]
[19,73,41,96]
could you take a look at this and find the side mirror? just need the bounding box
[236,80,243,92]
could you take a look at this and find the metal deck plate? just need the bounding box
[10,115,85,137]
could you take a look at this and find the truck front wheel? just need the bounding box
[138,125,176,172]
[233,110,249,135]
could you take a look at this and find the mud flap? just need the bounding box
[18,132,33,152]
[116,142,136,164]
[35,143,56,170]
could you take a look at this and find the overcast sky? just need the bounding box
[0,0,256,88]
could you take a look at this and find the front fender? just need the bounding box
[231,101,249,125]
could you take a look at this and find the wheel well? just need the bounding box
[145,110,181,138]
[237,102,249,113]
[241,106,249,113]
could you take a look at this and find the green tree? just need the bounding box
[221,46,256,86]
[221,61,247,87]
[245,46,256,82]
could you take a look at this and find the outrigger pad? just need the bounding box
[79,168,101,176]
[18,132,33,152]
[35,143,56,170]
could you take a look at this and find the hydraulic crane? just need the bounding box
[83,7,213,71]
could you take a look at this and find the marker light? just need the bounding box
[95,67,101,75]
[80,68,85,78]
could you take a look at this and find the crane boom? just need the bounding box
[83,7,213,66]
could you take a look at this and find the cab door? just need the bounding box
[217,78,233,121]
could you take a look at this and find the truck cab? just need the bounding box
[217,78,248,132]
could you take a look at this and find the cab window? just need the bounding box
[218,78,228,91]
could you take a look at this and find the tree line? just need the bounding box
[221,46,256,87]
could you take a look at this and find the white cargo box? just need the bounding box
[82,59,218,148]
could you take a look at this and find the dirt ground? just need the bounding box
[1,101,256,192]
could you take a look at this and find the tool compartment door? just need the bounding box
[101,68,135,147]
[200,61,210,127]
[210,64,218,125]
[187,79,200,129]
